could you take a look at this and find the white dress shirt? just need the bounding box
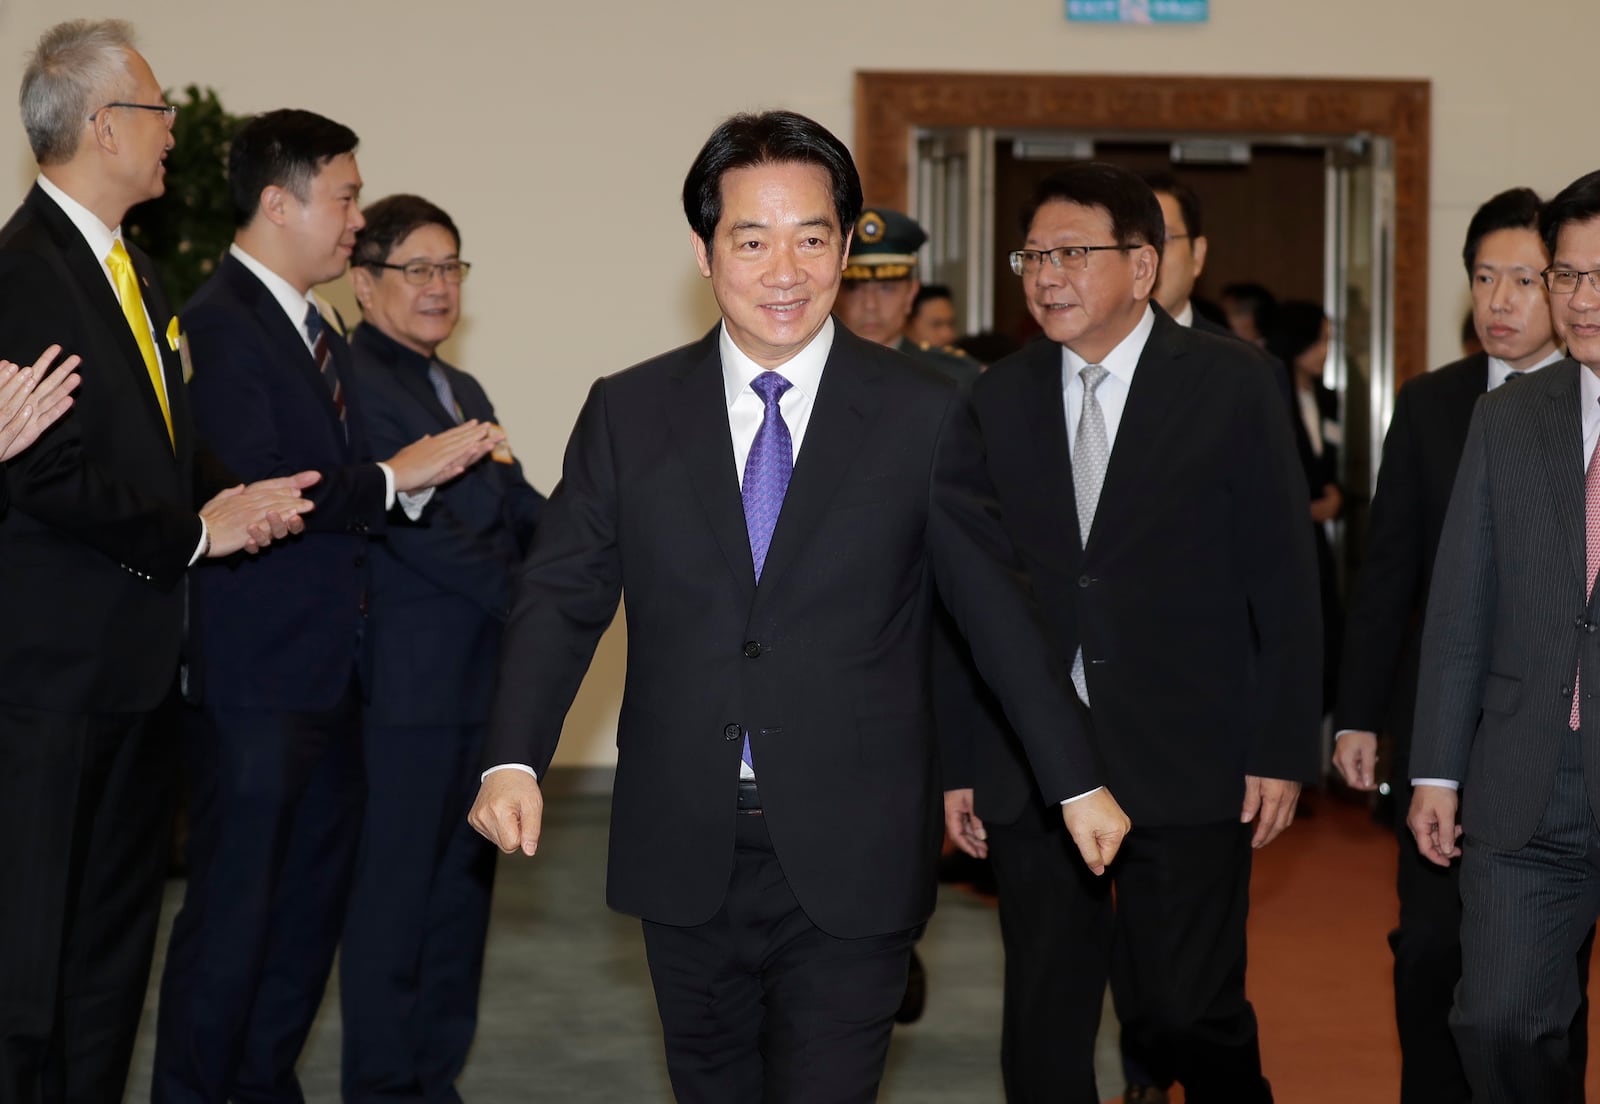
[1415,359,1600,791]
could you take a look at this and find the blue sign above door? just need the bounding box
[1067,0,1209,22]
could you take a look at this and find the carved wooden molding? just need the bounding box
[855,71,1431,386]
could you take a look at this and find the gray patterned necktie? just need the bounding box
[1070,364,1110,705]
[1073,364,1111,544]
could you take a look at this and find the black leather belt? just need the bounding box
[736,779,763,814]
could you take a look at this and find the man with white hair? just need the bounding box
[0,20,316,1103]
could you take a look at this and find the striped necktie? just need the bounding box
[304,304,344,422]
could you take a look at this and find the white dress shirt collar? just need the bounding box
[719,317,833,409]
[36,174,121,280]
[1581,361,1600,445]
[1488,348,1563,390]
[229,243,327,355]
[1173,301,1195,329]
[1060,304,1157,390]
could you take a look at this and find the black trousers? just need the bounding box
[641,805,920,1104]
[1389,776,1592,1104]
[339,721,497,1104]
[1455,729,1600,1104]
[0,700,176,1104]
[987,799,1270,1104]
[153,687,365,1104]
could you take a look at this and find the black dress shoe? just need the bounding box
[895,949,927,1024]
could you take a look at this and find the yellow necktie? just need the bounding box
[106,239,174,448]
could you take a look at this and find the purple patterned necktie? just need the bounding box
[741,370,793,768]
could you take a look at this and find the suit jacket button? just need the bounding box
[743,641,762,659]
[1563,686,1574,697]
[353,555,366,568]
[723,723,742,740]
[1077,575,1092,588]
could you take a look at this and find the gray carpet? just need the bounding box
[124,791,1124,1102]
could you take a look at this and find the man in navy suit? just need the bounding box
[340,193,544,1103]
[152,112,498,1104]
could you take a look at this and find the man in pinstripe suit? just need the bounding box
[1410,169,1600,1103]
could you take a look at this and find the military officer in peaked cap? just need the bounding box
[836,207,980,388]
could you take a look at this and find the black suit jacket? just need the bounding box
[953,308,1322,827]
[0,185,233,711]
[348,324,544,726]
[184,252,389,712]
[1413,358,1600,849]
[486,324,1098,938]
[1334,354,1486,757]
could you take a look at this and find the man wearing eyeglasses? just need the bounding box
[1410,169,1600,1103]
[152,114,499,1104]
[0,20,325,1104]
[941,162,1319,1103]
[1333,187,1586,1103]
[338,194,545,1102]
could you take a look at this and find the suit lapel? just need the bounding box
[226,255,347,433]
[129,244,189,461]
[664,329,757,598]
[1016,339,1081,548]
[1536,360,1585,586]
[1084,313,1200,555]
[29,189,177,459]
[754,330,881,598]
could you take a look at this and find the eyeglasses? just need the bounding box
[1009,244,1135,276]
[1542,268,1600,295]
[89,101,178,128]
[370,260,472,285]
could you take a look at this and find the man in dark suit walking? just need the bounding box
[0,21,318,1104]
[1332,187,1587,1102]
[152,112,497,1104]
[942,163,1321,1104]
[340,193,545,1102]
[1410,169,1600,1103]
[470,110,1130,1103]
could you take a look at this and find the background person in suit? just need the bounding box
[0,22,318,1104]
[1265,301,1344,712]
[942,163,1321,1104]
[1409,169,1600,1104]
[469,110,1130,1103]
[339,193,545,1103]
[153,112,497,1104]
[1333,186,1582,1103]
[834,207,979,389]
[905,282,960,350]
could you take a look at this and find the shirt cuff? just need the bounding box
[1060,785,1105,806]
[1410,777,1459,790]
[482,763,538,783]
[397,486,435,520]
[1334,729,1370,742]
[377,462,397,511]
[188,518,210,566]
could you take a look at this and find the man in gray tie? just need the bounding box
[469,110,1129,1102]
[1410,169,1600,1102]
[942,162,1320,1103]
[341,193,545,1103]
